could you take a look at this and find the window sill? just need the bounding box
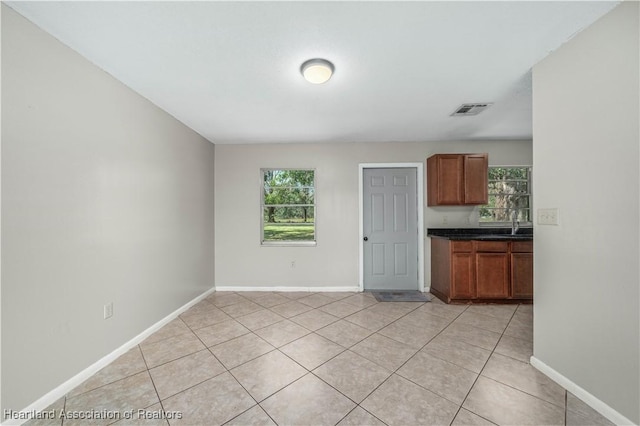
[261,241,317,247]
[479,222,533,228]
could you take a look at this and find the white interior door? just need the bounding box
[363,168,419,291]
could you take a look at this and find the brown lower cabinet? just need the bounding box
[431,238,533,303]
[511,241,534,299]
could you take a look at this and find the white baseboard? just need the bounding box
[2,287,216,426]
[530,356,636,426]
[215,286,429,293]
[215,286,362,293]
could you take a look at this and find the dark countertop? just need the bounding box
[427,227,533,241]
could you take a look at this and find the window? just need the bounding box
[261,169,315,245]
[479,166,532,225]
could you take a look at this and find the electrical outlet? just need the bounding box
[290,260,296,268]
[104,302,113,320]
[537,208,559,225]
[442,215,448,226]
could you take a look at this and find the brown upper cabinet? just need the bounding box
[427,153,488,206]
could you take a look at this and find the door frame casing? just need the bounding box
[359,163,425,292]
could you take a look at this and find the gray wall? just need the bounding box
[1,5,215,412]
[215,140,532,289]
[532,2,639,423]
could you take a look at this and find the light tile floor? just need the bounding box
[28,292,615,426]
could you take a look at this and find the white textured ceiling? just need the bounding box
[6,1,619,144]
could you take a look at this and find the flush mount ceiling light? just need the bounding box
[301,58,334,84]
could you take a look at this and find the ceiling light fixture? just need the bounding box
[301,58,334,84]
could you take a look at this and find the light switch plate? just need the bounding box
[537,208,559,225]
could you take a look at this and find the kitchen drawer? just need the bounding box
[511,241,533,253]
[451,241,473,252]
[474,241,509,252]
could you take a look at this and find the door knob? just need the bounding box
[363,237,368,241]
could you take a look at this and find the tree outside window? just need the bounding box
[262,169,315,243]
[479,166,532,224]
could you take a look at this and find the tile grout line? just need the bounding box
[215,301,356,421]
[270,301,392,425]
[137,344,171,426]
[59,396,67,426]
[447,305,519,425]
[244,294,392,425]
[60,293,548,426]
[56,293,378,426]
[564,389,568,425]
[472,308,567,413]
[333,404,390,426]
[149,303,249,407]
[452,304,558,425]
[220,351,277,426]
[180,293,280,425]
[327,301,472,424]
[62,347,150,401]
[64,296,383,411]
[375,303,474,414]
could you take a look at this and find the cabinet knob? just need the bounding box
[363,237,368,241]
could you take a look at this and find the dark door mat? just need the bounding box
[372,291,431,302]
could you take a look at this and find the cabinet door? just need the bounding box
[463,154,488,204]
[476,253,509,298]
[451,253,475,299]
[511,253,533,299]
[428,155,463,205]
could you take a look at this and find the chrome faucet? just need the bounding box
[511,210,520,235]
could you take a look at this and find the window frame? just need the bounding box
[260,168,317,247]
[479,165,533,227]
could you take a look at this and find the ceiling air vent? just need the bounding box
[451,103,493,116]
